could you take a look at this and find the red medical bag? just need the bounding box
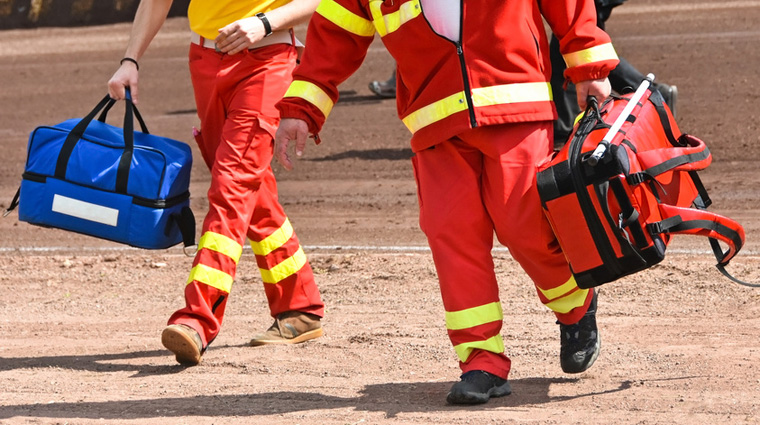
[537,77,746,289]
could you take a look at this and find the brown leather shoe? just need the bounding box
[250,311,323,346]
[162,324,203,366]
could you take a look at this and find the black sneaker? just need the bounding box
[559,290,601,374]
[368,78,396,99]
[446,370,512,405]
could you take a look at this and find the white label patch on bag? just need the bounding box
[52,194,119,227]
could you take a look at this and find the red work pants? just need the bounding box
[168,43,324,348]
[412,122,594,380]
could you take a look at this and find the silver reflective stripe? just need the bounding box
[52,194,119,227]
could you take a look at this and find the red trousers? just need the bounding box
[168,43,324,348]
[412,122,594,380]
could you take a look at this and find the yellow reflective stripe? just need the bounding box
[574,111,585,126]
[187,263,233,293]
[284,80,335,119]
[259,246,307,284]
[453,335,505,363]
[371,0,422,37]
[538,275,580,300]
[545,287,589,314]
[402,91,468,133]
[316,0,375,37]
[445,302,503,331]
[471,82,552,107]
[250,219,294,256]
[563,42,618,68]
[402,83,553,134]
[198,231,242,264]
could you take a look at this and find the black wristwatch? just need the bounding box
[256,12,273,37]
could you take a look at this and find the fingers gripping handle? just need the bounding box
[587,73,656,166]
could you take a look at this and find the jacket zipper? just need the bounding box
[417,0,476,128]
[455,42,477,128]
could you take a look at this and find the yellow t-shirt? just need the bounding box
[188,0,290,40]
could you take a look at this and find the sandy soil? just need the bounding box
[1,1,760,424]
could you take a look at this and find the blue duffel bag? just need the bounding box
[7,91,196,249]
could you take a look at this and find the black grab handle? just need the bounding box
[54,88,142,194]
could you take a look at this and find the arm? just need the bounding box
[541,0,618,107]
[107,0,174,104]
[215,0,321,55]
[273,0,377,170]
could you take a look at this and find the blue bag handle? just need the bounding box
[54,89,140,194]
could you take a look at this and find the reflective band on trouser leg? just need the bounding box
[446,302,505,362]
[539,276,588,314]
[197,231,243,264]
[187,262,234,293]
[453,336,505,364]
[402,82,552,134]
[257,246,308,284]
[250,218,294,256]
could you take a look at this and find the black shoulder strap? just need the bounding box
[648,88,679,146]
[3,187,20,217]
[712,239,760,288]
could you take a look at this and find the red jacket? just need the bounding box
[277,0,619,152]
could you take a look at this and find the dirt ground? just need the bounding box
[2,1,760,424]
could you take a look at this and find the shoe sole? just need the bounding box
[162,326,202,366]
[249,327,324,347]
[446,381,512,405]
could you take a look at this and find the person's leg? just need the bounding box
[465,122,600,373]
[412,137,511,404]
[161,44,230,365]
[163,45,323,365]
[226,45,325,345]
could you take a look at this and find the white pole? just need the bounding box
[586,73,655,166]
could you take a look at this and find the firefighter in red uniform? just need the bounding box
[107,0,325,366]
[274,0,619,404]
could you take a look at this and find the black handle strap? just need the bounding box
[168,206,197,252]
[55,89,140,194]
[647,88,679,146]
[116,92,135,194]
[55,94,113,181]
[98,97,150,134]
[713,245,760,287]
[3,187,20,217]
